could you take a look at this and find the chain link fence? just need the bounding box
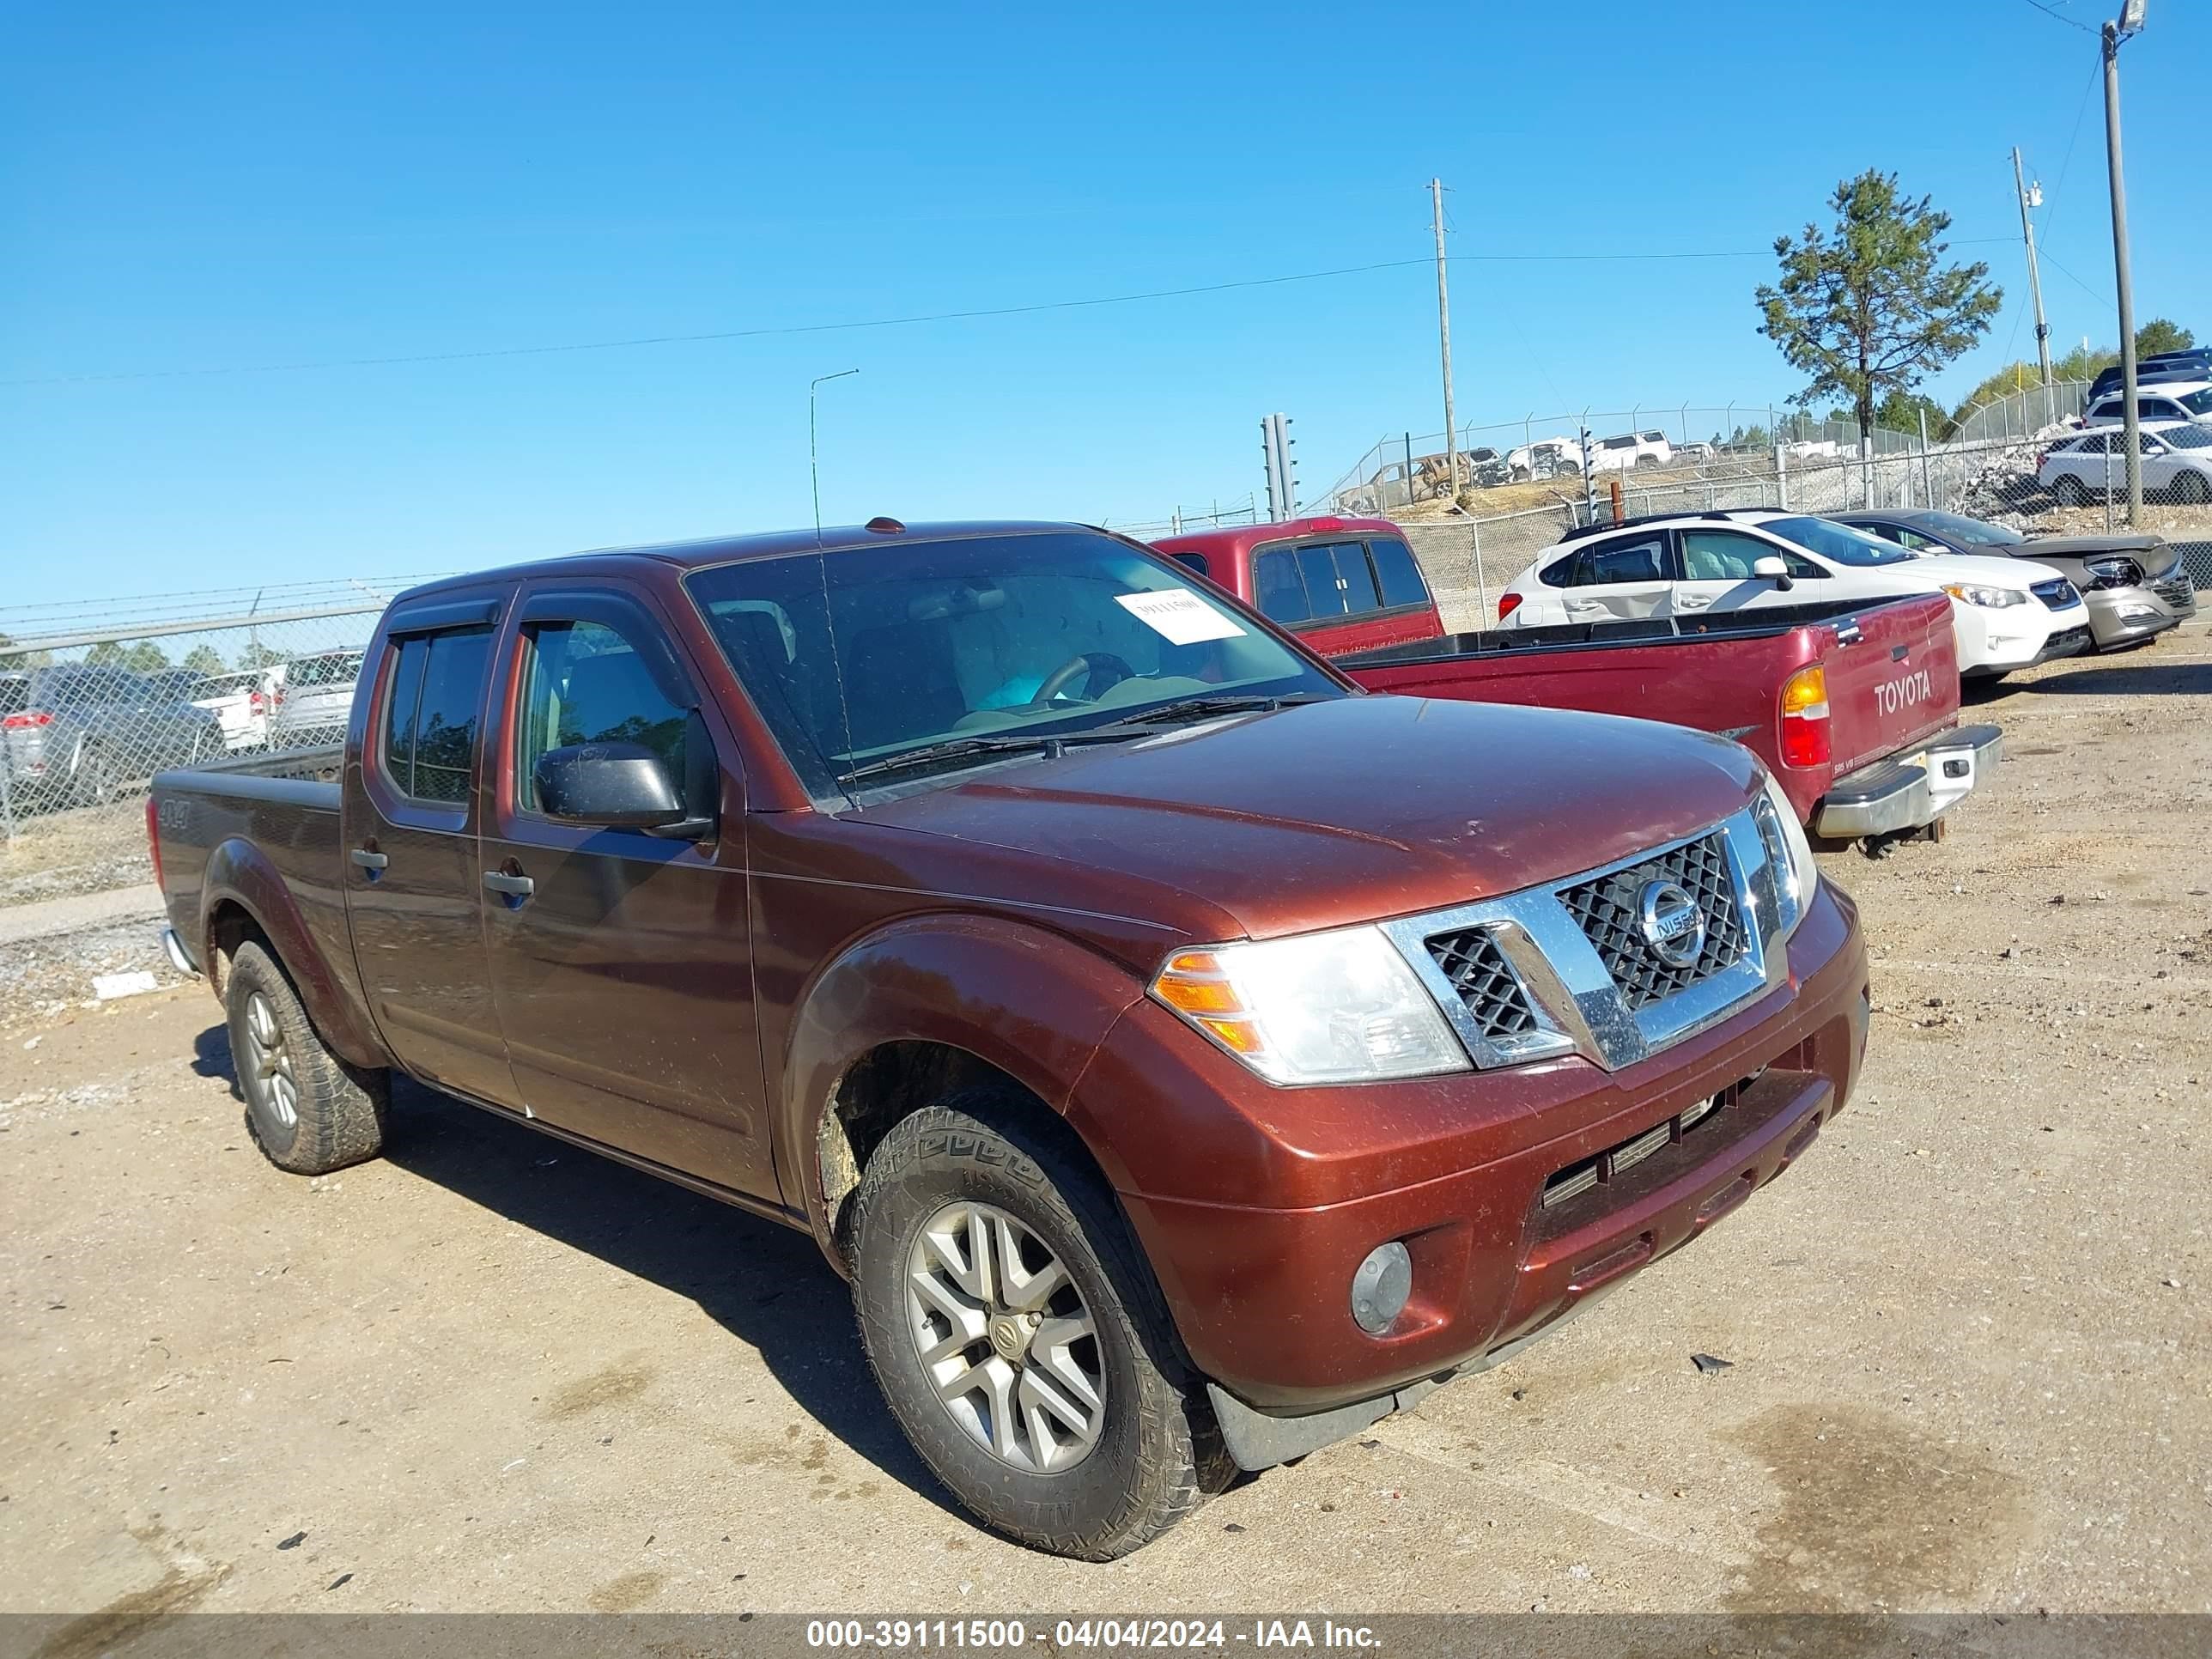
[1,578,445,905]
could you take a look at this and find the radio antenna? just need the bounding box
[811,368,860,544]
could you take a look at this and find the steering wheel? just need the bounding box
[1031,651,1136,706]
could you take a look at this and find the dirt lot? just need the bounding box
[3,629,2209,1622]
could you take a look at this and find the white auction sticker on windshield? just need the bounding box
[1115,589,1247,645]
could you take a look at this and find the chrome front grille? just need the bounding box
[1381,805,1789,1076]
[1555,832,1748,1010]
[1424,928,1540,1042]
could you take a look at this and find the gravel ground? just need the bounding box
[0,797,155,909]
[2,627,2208,1626]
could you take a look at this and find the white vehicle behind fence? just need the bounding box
[267,650,366,750]
[1588,431,1674,472]
[1506,436,1583,481]
[2080,380,2212,429]
[189,668,281,752]
[2039,422,2212,506]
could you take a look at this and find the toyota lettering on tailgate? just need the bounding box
[1874,668,1933,718]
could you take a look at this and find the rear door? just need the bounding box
[1559,530,1674,623]
[477,581,774,1198]
[342,593,514,1105]
[1814,596,1960,778]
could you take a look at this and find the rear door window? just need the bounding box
[1252,550,1311,624]
[1367,538,1431,609]
[1293,541,1381,618]
[1581,536,1669,584]
[380,628,495,806]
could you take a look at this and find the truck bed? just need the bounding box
[149,746,378,1060]
[1338,593,1963,825]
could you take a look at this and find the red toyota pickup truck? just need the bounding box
[1159,518,1997,845]
[1152,514,1444,657]
[149,520,1869,1559]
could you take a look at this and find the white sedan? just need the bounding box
[2039,422,2212,507]
[1497,509,2093,679]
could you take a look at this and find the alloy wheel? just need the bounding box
[244,990,299,1133]
[904,1200,1105,1473]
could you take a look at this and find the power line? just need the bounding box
[2020,0,2098,35]
[3,242,2000,390]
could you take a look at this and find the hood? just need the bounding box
[1895,552,2066,589]
[857,696,1761,941]
[2021,533,2179,577]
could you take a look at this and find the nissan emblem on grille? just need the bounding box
[1636,880,1705,969]
[1558,831,1748,1011]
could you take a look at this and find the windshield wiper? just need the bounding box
[837,728,1139,787]
[1113,692,1330,726]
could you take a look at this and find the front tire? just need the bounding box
[848,1088,1225,1559]
[225,939,387,1175]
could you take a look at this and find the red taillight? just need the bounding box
[1497,592,1523,623]
[1778,665,1832,769]
[145,797,165,893]
[249,690,264,714]
[2,709,55,729]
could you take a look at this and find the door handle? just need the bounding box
[349,848,388,872]
[483,871,535,898]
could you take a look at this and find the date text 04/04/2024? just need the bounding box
[805,1620,1383,1650]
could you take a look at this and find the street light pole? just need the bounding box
[1431,179,1459,510]
[2101,2,2148,524]
[810,368,861,539]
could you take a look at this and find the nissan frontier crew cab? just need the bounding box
[150,520,1871,1559]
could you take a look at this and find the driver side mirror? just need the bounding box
[1752,555,1795,592]
[533,742,714,840]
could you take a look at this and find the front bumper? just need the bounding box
[2087,578,2194,649]
[1812,722,2002,839]
[1955,599,2092,674]
[1074,878,1869,1448]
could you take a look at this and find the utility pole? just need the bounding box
[1431,179,1458,509]
[2102,2,2148,524]
[2011,147,2052,387]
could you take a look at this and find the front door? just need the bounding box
[478,583,773,1200]
[343,598,514,1104]
[1671,527,1825,617]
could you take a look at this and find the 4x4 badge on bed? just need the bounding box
[1637,880,1705,969]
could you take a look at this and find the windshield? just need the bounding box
[1916,512,2023,547]
[1763,515,1917,568]
[685,530,1342,797]
[2158,423,2212,450]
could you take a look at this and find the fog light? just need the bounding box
[1350,1242,1413,1334]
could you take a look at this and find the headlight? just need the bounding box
[1753,771,1819,938]
[1151,925,1468,1085]
[1942,582,2027,609]
[2082,556,2142,590]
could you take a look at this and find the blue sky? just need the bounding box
[4,0,2205,610]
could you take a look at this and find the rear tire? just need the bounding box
[848,1087,1227,1559]
[2176,471,2211,506]
[225,939,387,1175]
[71,745,115,808]
[2052,474,2087,507]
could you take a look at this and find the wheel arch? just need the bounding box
[781,913,1154,1269]
[198,836,387,1069]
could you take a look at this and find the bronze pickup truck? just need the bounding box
[150,520,1871,1559]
